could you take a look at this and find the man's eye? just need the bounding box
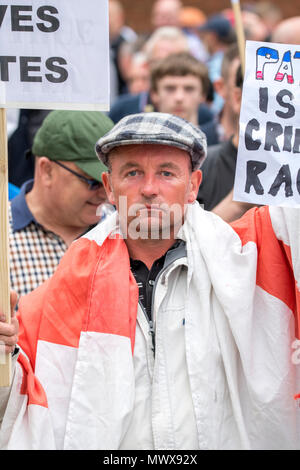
[162,171,173,177]
[165,87,175,93]
[127,170,138,177]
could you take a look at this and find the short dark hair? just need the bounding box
[150,52,211,99]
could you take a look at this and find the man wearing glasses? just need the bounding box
[9,110,114,297]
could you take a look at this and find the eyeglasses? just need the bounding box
[52,160,102,191]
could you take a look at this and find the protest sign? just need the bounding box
[0,0,109,387]
[234,41,300,207]
[0,0,110,110]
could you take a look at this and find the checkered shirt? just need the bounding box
[96,112,207,170]
[9,187,67,297]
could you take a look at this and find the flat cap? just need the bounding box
[95,112,207,170]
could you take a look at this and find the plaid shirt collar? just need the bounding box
[10,179,37,232]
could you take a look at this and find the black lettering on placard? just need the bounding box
[275,89,295,119]
[296,169,300,194]
[20,57,42,82]
[283,126,293,152]
[0,56,16,81]
[268,164,293,197]
[0,5,8,27]
[46,57,68,82]
[37,6,60,32]
[245,119,261,150]
[293,129,300,153]
[259,87,268,113]
[245,160,267,195]
[11,5,33,31]
[264,121,282,152]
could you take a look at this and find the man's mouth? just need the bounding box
[143,204,166,213]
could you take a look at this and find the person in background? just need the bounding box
[149,51,218,144]
[9,110,114,297]
[126,52,151,95]
[109,0,137,96]
[271,15,300,45]
[206,14,300,222]
[197,14,236,115]
[240,7,270,41]
[8,109,51,187]
[252,2,282,40]
[108,26,190,122]
[150,0,182,30]
[213,43,240,142]
[116,35,149,97]
[179,6,208,63]
[197,62,252,219]
[109,27,217,145]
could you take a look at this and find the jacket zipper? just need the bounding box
[147,263,173,356]
[139,301,156,355]
[141,255,187,357]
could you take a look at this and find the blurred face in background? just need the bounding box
[127,55,150,94]
[242,11,269,41]
[151,74,204,125]
[151,0,182,29]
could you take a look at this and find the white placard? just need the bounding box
[0,0,110,111]
[234,40,300,207]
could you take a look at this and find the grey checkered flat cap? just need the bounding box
[95,112,207,170]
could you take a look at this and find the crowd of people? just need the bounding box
[1,0,300,451]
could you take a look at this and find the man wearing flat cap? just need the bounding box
[9,109,114,296]
[1,112,300,450]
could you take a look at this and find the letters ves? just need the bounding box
[0,4,68,83]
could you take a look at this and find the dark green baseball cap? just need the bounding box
[32,110,114,182]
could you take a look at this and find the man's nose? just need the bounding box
[174,88,184,101]
[141,174,159,198]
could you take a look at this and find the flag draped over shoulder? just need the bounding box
[231,205,300,338]
[0,220,139,449]
[0,203,300,449]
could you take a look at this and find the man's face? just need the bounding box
[127,61,150,95]
[49,161,107,228]
[151,0,181,29]
[151,75,205,124]
[102,144,202,239]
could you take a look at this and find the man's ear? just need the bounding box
[102,172,116,206]
[38,157,54,185]
[188,169,202,203]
